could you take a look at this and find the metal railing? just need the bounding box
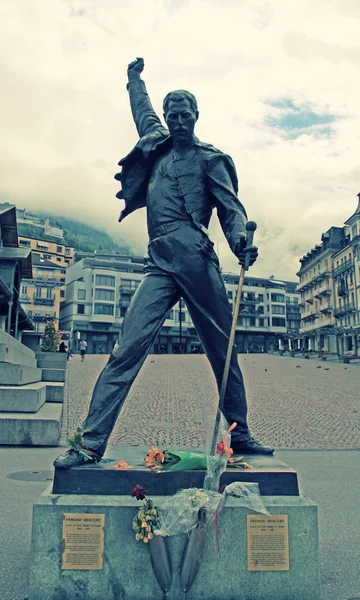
[332,259,353,278]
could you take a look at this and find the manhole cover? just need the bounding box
[7,470,53,482]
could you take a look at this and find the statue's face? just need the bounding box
[164,99,198,145]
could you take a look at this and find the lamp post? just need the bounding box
[179,298,182,354]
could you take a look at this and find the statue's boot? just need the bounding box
[53,449,100,469]
[231,437,274,455]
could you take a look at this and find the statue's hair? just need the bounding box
[163,90,198,115]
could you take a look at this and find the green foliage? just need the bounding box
[41,320,62,352]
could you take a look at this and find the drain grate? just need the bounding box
[7,470,53,482]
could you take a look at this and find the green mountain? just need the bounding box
[18,214,131,255]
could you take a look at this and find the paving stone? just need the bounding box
[63,354,360,450]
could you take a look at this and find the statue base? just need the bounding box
[28,488,320,600]
[29,448,320,600]
[52,445,299,496]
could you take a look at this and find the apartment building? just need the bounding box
[60,251,300,354]
[297,194,360,355]
[18,235,74,339]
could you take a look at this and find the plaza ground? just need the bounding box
[1,353,359,600]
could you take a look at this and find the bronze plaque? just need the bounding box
[61,513,105,570]
[247,514,289,571]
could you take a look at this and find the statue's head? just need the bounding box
[163,90,199,146]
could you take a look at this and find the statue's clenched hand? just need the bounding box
[127,57,144,81]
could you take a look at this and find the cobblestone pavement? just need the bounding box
[65,353,360,449]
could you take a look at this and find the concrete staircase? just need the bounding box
[0,331,66,446]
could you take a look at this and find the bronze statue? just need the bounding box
[54,58,273,469]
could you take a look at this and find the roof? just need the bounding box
[0,247,32,278]
[0,276,11,300]
[0,203,19,247]
[31,253,62,269]
[17,304,35,331]
[344,193,360,225]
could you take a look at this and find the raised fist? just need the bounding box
[127,57,144,80]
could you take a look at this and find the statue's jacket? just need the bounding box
[115,78,248,254]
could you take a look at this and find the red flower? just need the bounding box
[132,484,146,500]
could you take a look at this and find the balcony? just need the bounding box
[119,299,131,308]
[320,303,333,314]
[333,302,357,317]
[305,296,314,304]
[315,269,331,282]
[29,313,57,321]
[119,284,138,294]
[318,287,332,296]
[240,297,259,305]
[33,294,55,305]
[20,294,31,302]
[333,259,353,278]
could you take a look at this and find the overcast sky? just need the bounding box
[1,0,360,280]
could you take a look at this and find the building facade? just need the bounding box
[60,251,300,354]
[18,235,74,337]
[297,194,360,355]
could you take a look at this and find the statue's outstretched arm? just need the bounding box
[127,58,165,138]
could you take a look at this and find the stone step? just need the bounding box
[0,402,63,446]
[0,363,42,386]
[36,353,68,370]
[46,382,65,403]
[0,382,47,413]
[0,331,37,367]
[41,368,66,383]
[37,359,68,370]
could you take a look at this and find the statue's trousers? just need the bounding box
[82,224,251,456]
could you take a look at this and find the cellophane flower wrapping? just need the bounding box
[154,488,223,537]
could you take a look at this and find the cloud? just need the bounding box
[0,0,360,280]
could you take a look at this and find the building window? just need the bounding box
[21,285,27,295]
[259,318,264,326]
[95,289,115,301]
[56,257,61,262]
[19,239,31,247]
[272,317,286,327]
[258,294,263,302]
[271,294,285,303]
[46,287,53,299]
[167,310,174,320]
[65,248,71,255]
[120,307,127,317]
[94,303,114,315]
[60,290,65,298]
[77,304,85,314]
[35,287,42,298]
[272,305,285,314]
[57,246,63,253]
[257,305,264,314]
[96,275,115,287]
[249,318,256,326]
[78,289,86,300]
[227,291,233,299]
[37,243,48,251]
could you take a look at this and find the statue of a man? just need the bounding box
[54,58,273,468]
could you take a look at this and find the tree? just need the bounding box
[41,320,62,352]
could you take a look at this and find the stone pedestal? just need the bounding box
[28,449,321,600]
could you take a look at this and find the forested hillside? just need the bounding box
[18,214,130,254]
